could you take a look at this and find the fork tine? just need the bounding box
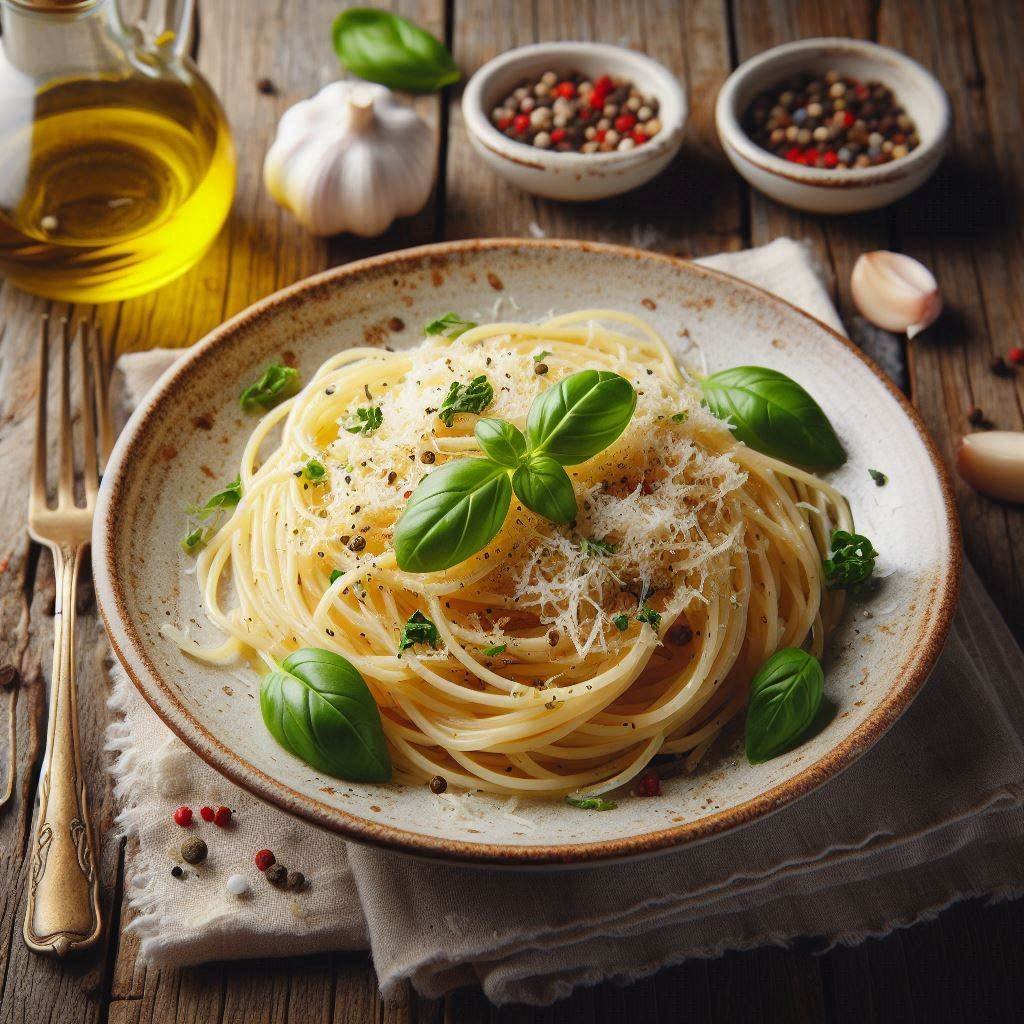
[31,316,49,510]
[77,324,99,505]
[91,323,115,466]
[57,318,74,507]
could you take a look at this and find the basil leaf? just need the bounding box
[745,647,824,764]
[481,643,506,656]
[868,468,888,487]
[394,457,512,572]
[439,375,493,428]
[526,370,637,465]
[475,418,527,468]
[425,312,477,339]
[699,366,845,468]
[565,794,617,811]
[181,526,207,554]
[612,613,630,632]
[240,364,299,412]
[304,459,326,481]
[671,410,689,423]
[260,647,391,782]
[186,475,241,517]
[512,457,577,524]
[823,529,878,592]
[398,611,440,653]
[331,8,459,93]
[329,569,344,585]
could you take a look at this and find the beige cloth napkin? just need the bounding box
[106,240,1024,1006]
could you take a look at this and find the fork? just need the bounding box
[23,317,112,957]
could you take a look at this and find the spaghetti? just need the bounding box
[175,311,852,796]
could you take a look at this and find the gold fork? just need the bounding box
[24,316,112,957]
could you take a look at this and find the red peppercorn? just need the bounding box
[512,113,530,135]
[172,806,193,827]
[631,129,647,145]
[254,849,275,871]
[593,75,613,94]
[213,805,232,827]
[550,127,567,144]
[614,113,637,133]
[843,110,855,127]
[497,115,512,131]
[1009,347,1024,366]
[785,146,803,163]
[595,129,607,143]
[199,805,215,822]
[822,151,839,168]
[553,81,576,99]
[635,770,661,797]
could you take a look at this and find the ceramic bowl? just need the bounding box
[462,42,686,201]
[715,38,951,214]
[94,239,960,866]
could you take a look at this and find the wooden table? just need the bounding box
[1,0,1022,1019]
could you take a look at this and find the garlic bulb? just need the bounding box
[264,81,435,238]
[850,251,942,338]
[957,431,1024,504]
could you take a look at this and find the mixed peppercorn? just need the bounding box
[490,71,663,153]
[743,70,920,169]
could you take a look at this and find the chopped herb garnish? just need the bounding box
[612,613,630,632]
[482,643,507,656]
[345,406,383,435]
[438,375,493,427]
[671,410,689,423]
[565,794,618,811]
[182,476,242,554]
[329,569,344,585]
[868,468,888,487]
[398,611,440,654]
[823,529,878,593]
[533,350,552,363]
[239,364,299,412]
[181,526,207,554]
[304,458,326,481]
[637,605,662,630]
[579,536,617,557]
[424,312,477,339]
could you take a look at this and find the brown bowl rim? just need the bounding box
[95,238,962,867]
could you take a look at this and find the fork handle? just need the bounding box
[24,544,102,956]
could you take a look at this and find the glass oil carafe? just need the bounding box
[0,0,235,302]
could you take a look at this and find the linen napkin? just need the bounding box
[106,239,1024,1006]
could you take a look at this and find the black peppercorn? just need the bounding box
[256,77,277,96]
[181,836,207,865]
[534,362,549,375]
[420,450,436,464]
[348,535,366,552]
[171,864,184,878]
[429,775,447,794]
[265,863,288,887]
[990,355,1013,377]
[286,871,306,891]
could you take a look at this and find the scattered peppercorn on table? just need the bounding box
[0,2,1021,1022]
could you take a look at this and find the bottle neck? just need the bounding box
[1,0,125,78]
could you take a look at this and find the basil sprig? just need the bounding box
[393,370,637,573]
[425,312,477,339]
[260,648,391,782]
[240,364,299,412]
[745,648,824,764]
[823,530,878,592]
[700,366,845,468]
[181,476,242,553]
[438,375,493,427]
[332,8,459,93]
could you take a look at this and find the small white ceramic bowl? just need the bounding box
[716,38,951,214]
[462,42,686,202]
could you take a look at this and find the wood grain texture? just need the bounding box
[0,0,1022,1021]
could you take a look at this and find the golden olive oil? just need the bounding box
[0,74,235,303]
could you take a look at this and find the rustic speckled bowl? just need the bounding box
[94,240,960,866]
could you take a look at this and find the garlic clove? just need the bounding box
[850,251,942,338]
[956,431,1024,504]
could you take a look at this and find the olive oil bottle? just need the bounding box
[0,0,236,303]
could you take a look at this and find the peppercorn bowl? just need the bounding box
[716,38,951,214]
[462,42,687,201]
